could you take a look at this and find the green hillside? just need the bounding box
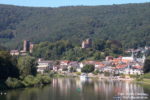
[0,3,150,49]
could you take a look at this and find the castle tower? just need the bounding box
[81,38,92,48]
[29,43,34,53]
[23,40,30,52]
[86,38,92,47]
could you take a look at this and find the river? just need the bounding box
[0,78,150,100]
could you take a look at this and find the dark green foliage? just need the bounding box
[33,40,123,61]
[93,70,99,75]
[22,75,51,87]
[32,40,73,60]
[143,59,150,73]
[5,74,51,89]
[17,56,37,78]
[0,3,150,49]
[39,75,52,84]
[22,75,39,87]
[69,67,76,72]
[5,77,23,88]
[0,51,19,80]
[81,64,95,73]
[0,50,52,89]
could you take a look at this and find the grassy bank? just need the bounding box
[135,73,150,85]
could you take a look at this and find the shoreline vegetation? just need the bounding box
[0,51,52,90]
[1,71,150,90]
[0,74,51,90]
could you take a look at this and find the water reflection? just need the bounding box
[0,78,150,100]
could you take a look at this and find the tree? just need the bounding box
[69,67,76,72]
[143,59,150,73]
[17,56,37,78]
[81,64,95,73]
[0,51,19,80]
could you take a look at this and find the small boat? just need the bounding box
[80,73,89,80]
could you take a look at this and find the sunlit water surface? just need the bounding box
[0,78,150,100]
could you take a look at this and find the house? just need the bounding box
[20,50,27,56]
[37,59,53,73]
[115,64,143,75]
[60,60,70,66]
[10,50,19,56]
[53,65,60,72]
[68,61,79,72]
[99,66,113,73]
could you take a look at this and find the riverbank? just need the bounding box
[2,78,150,100]
[0,74,51,90]
[136,79,150,85]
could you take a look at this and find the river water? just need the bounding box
[0,78,150,100]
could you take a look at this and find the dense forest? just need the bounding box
[0,3,150,49]
[32,40,123,61]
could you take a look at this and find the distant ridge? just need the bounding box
[0,2,150,49]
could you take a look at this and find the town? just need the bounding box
[9,39,149,80]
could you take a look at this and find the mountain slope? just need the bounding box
[0,3,150,49]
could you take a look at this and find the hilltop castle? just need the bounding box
[23,40,34,53]
[82,38,92,48]
[10,40,34,56]
[22,40,34,53]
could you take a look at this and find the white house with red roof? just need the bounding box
[60,60,70,66]
[114,64,143,75]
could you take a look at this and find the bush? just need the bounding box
[22,75,40,87]
[48,71,58,77]
[5,77,23,88]
[22,74,52,87]
[69,67,76,72]
[93,70,99,75]
[41,75,51,84]
[136,77,143,81]
[75,72,81,75]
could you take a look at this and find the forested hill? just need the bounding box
[0,3,150,49]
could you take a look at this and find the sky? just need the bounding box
[0,0,149,7]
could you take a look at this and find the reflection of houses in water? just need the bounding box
[93,80,145,99]
[52,78,76,96]
[124,81,144,94]
[76,79,83,90]
[52,79,146,100]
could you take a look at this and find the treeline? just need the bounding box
[32,40,123,61]
[0,51,51,90]
[0,3,150,49]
